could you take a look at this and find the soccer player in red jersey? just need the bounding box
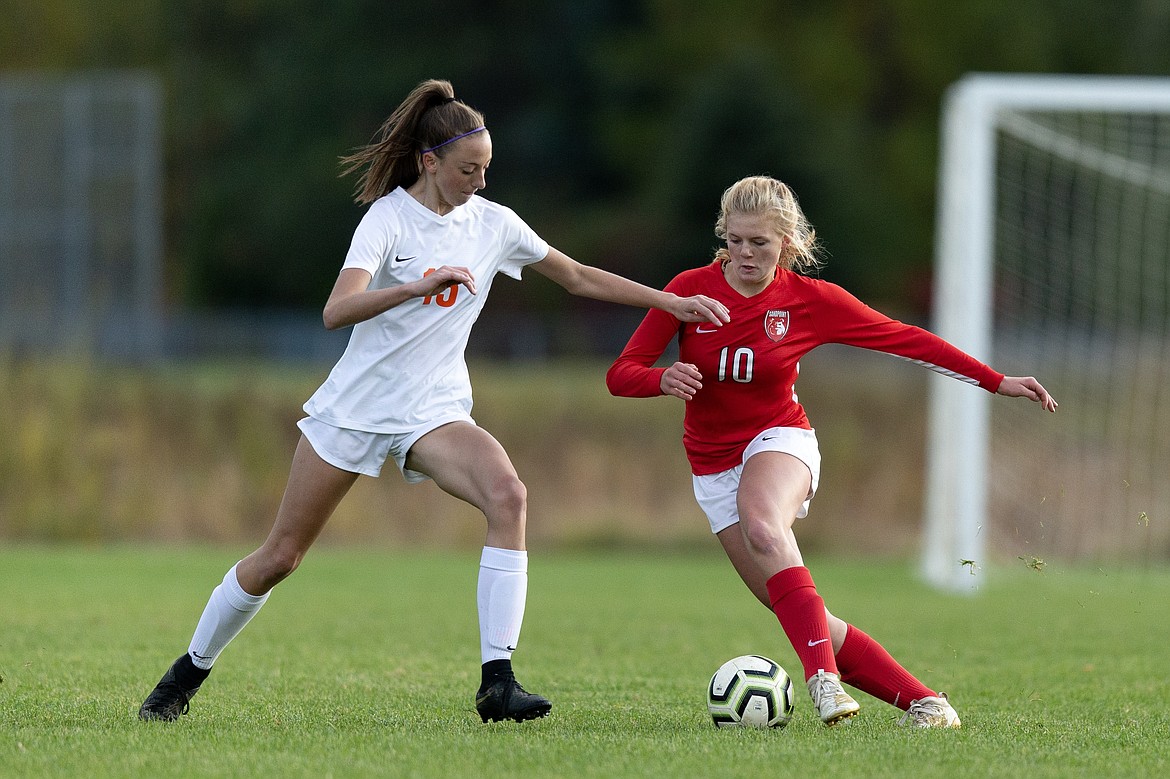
[607,175,1058,727]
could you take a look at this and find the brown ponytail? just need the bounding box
[339,79,486,205]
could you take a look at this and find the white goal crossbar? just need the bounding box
[922,73,1170,593]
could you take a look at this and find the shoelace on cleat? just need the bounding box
[898,698,946,727]
[149,681,194,717]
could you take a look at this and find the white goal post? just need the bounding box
[922,73,1170,592]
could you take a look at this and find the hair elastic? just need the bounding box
[422,126,486,154]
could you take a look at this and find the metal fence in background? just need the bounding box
[0,70,164,360]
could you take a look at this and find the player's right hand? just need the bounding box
[661,362,703,400]
[417,265,477,298]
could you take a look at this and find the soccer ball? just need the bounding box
[707,654,794,728]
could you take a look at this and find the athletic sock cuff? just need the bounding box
[834,624,871,674]
[480,546,528,573]
[222,563,270,611]
[765,565,814,609]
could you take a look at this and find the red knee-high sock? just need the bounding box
[834,624,936,710]
[765,566,837,681]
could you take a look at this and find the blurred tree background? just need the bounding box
[3,0,1169,330]
[3,1,1170,556]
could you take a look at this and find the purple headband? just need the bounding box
[422,126,487,154]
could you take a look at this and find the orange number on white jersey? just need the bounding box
[421,267,458,308]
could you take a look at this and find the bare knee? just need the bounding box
[739,516,802,570]
[741,518,784,557]
[269,544,305,581]
[242,542,306,593]
[483,474,527,532]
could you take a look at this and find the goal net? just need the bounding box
[922,74,1170,592]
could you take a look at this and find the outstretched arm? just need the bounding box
[996,375,1059,412]
[530,247,730,326]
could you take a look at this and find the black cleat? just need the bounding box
[475,677,552,723]
[138,655,206,722]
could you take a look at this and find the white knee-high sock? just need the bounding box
[478,547,528,664]
[187,563,270,670]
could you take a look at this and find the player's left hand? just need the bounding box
[996,376,1058,412]
[669,294,730,326]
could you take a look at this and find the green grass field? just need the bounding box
[2,546,1168,778]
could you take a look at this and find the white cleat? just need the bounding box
[806,669,860,725]
[898,692,962,728]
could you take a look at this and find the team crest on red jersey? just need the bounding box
[764,310,790,342]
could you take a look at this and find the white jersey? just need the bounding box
[303,187,549,432]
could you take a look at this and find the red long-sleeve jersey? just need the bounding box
[606,261,1004,476]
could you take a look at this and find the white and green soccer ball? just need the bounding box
[707,654,795,728]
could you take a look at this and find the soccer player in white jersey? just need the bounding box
[138,79,730,724]
[608,176,1058,727]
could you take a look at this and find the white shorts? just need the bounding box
[692,427,822,534]
[297,413,476,483]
